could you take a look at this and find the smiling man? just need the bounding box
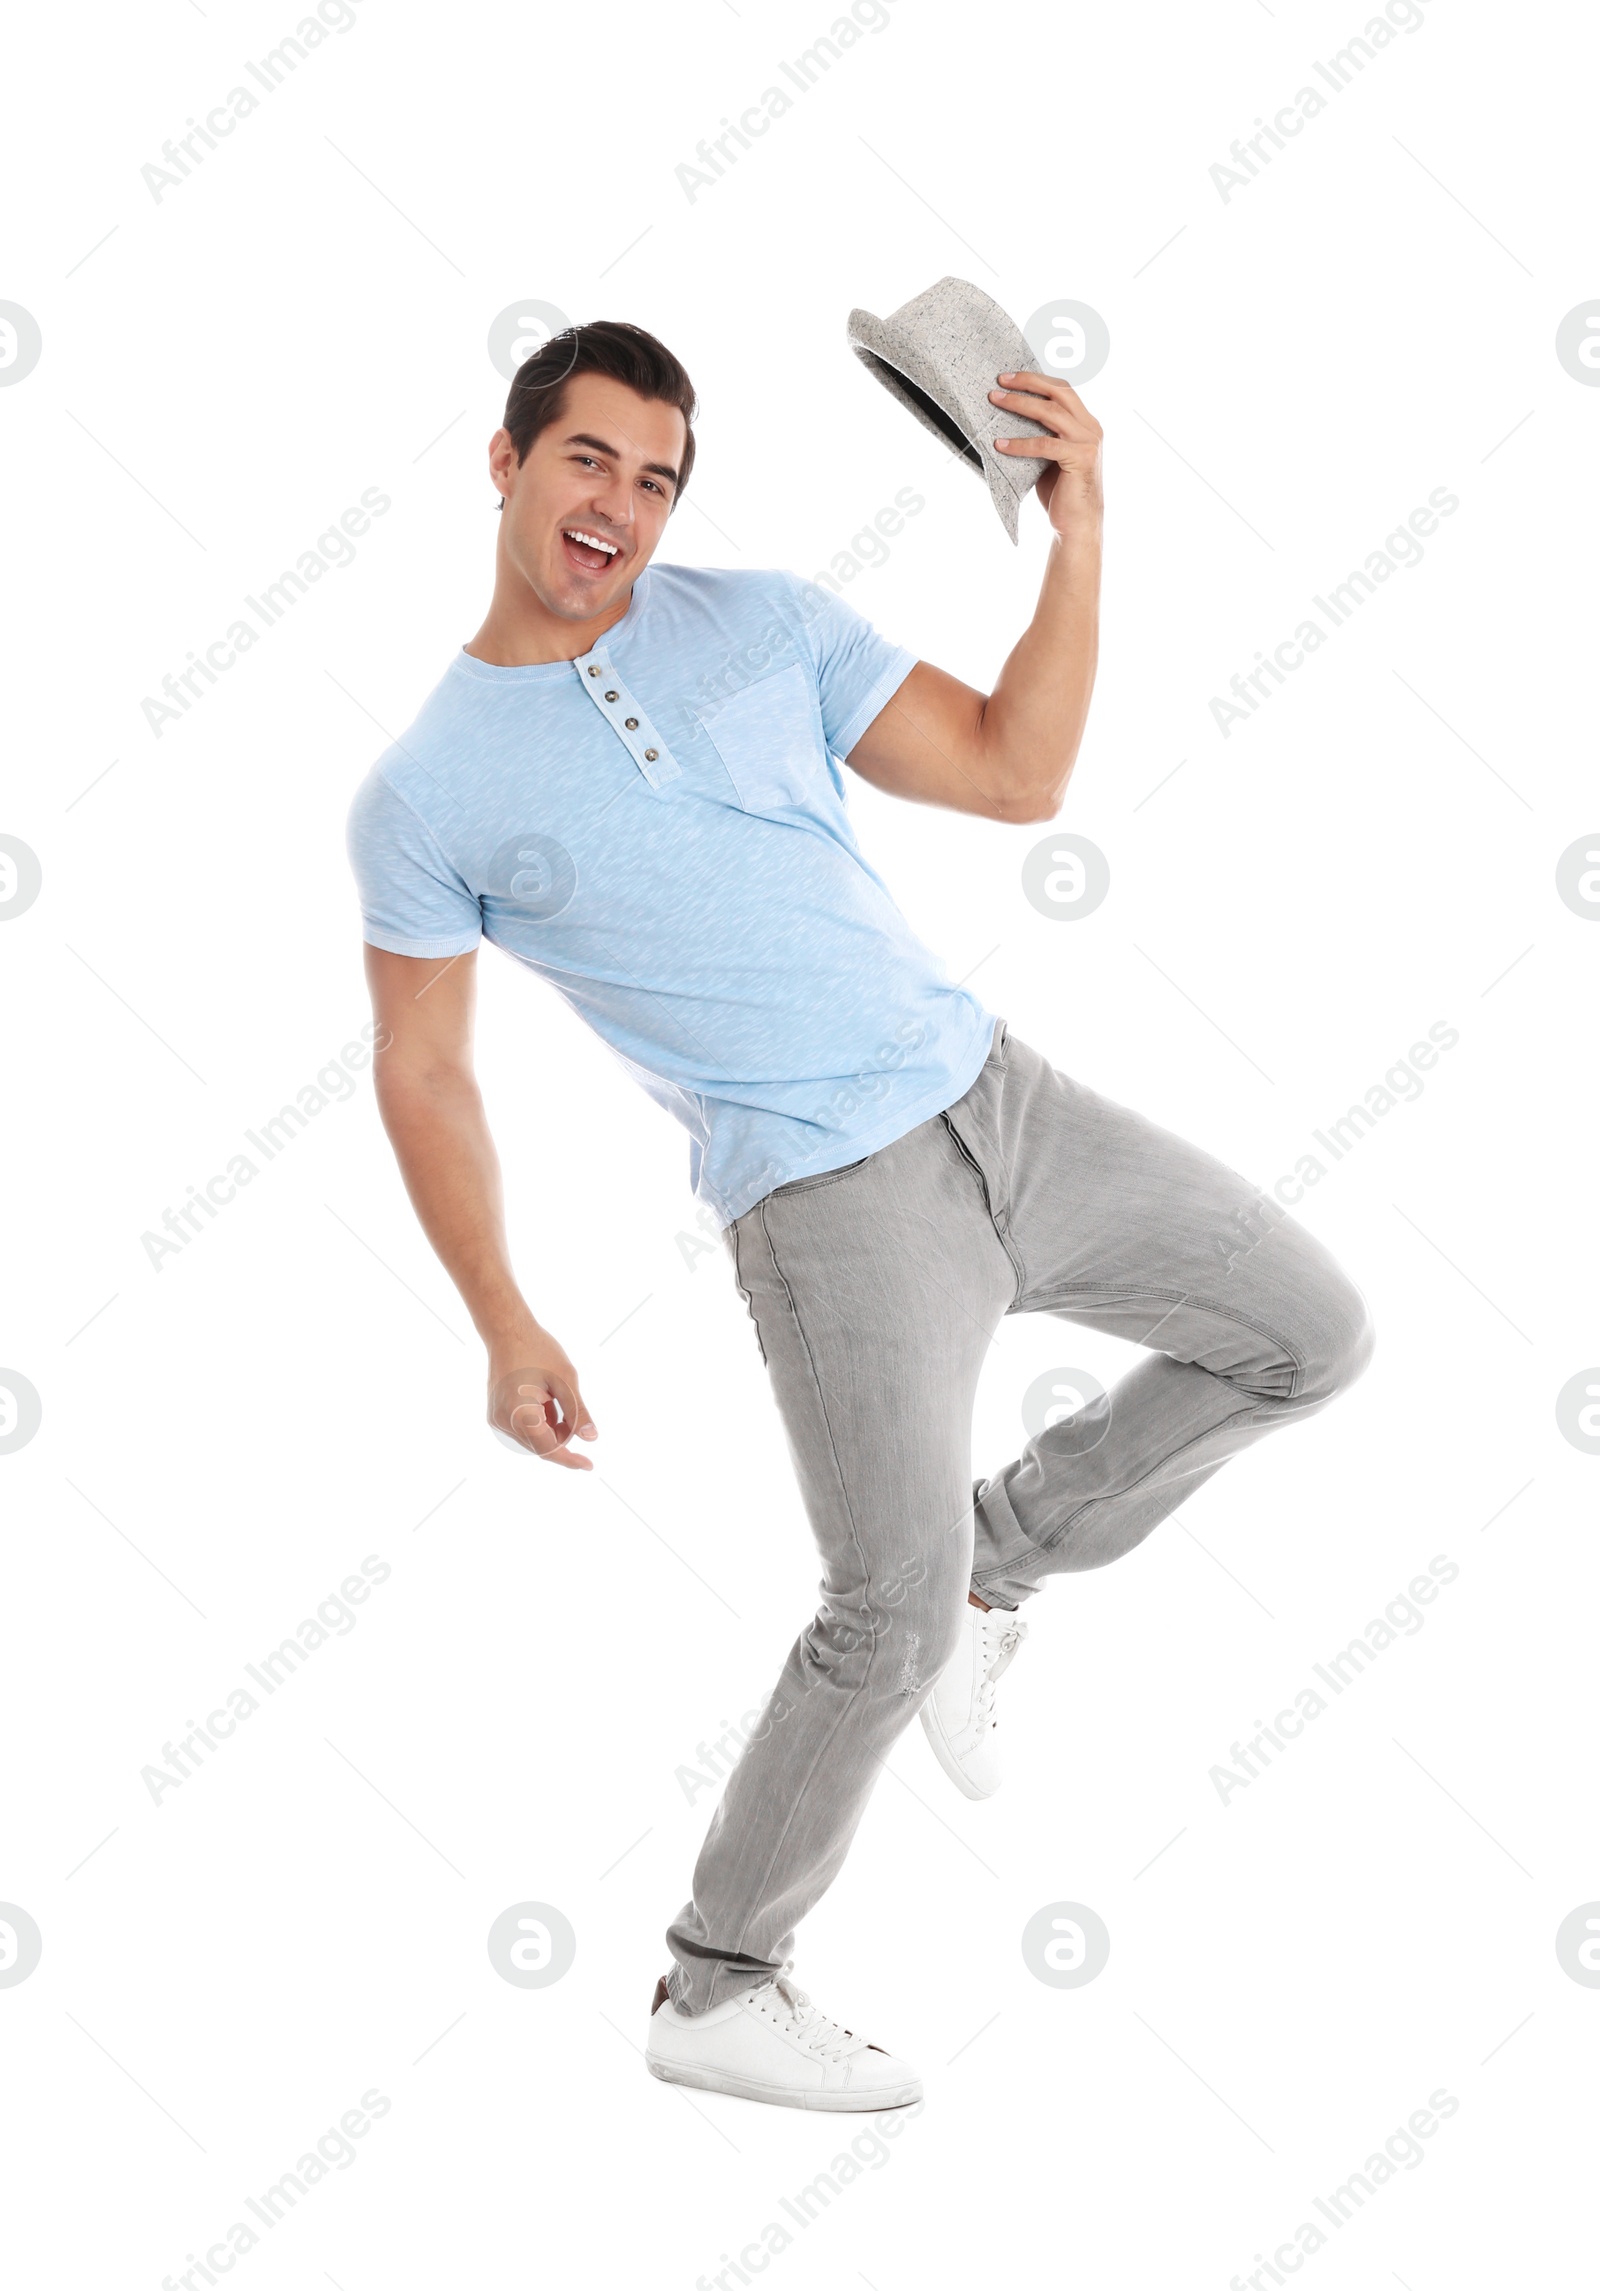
[347,317,1373,2113]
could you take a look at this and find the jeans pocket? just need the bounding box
[769,1154,871,1200]
[726,1219,768,1366]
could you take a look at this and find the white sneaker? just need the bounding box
[646,1969,922,2112]
[919,1599,1030,1799]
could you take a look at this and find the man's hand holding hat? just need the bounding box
[989,369,1104,537]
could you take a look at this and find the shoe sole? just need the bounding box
[918,1702,996,1801]
[647,2058,922,2111]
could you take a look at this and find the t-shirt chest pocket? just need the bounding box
[695,662,821,814]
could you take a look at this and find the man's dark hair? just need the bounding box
[501,319,697,508]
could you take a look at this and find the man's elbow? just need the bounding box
[1008,765,1074,824]
[974,710,1076,823]
[373,1053,478,1123]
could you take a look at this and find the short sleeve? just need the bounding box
[345,769,482,958]
[787,576,919,760]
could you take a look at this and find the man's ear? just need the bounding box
[487,426,519,502]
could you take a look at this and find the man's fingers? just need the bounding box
[507,1387,555,1437]
[538,1441,594,1472]
[540,1371,597,1440]
[996,369,1094,421]
[510,1392,595,1470]
[990,396,1098,445]
[990,382,1101,456]
[493,1366,598,1465]
[537,1372,597,1443]
[995,433,1097,465]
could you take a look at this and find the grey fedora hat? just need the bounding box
[846,276,1053,543]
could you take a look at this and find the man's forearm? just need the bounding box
[375,1067,536,1345]
[976,516,1102,819]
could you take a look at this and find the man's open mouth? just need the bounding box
[561,526,623,574]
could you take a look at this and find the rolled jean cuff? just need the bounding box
[967,1474,1040,1610]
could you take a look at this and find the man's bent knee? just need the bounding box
[1303,1271,1375,1404]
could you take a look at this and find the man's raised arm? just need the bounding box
[842,369,1104,824]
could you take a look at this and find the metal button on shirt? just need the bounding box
[573,641,680,788]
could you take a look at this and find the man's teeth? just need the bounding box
[565,529,619,556]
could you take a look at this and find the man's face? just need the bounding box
[491,372,687,620]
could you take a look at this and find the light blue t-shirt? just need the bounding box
[346,561,997,1227]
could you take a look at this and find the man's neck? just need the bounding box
[464,581,636,668]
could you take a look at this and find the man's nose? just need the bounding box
[587,471,633,526]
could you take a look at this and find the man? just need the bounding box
[347,318,1373,2114]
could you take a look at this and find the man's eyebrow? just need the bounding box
[564,432,681,490]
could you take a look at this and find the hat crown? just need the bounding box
[881,273,987,329]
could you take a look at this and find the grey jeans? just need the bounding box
[665,1019,1373,2012]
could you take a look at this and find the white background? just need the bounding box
[3,0,1596,2283]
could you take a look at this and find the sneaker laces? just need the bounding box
[974,1609,1028,1730]
[757,1969,869,2063]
